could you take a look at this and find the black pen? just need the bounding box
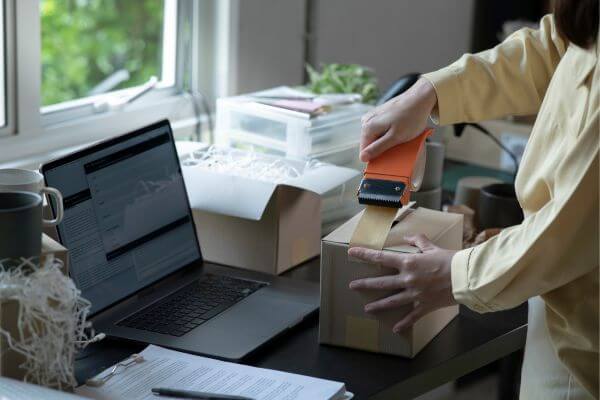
[151,387,254,400]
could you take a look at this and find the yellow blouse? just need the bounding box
[423,14,598,398]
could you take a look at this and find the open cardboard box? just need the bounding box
[182,154,359,274]
[319,206,463,357]
[0,234,69,379]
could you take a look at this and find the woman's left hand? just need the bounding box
[348,234,458,333]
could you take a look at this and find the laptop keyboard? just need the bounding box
[118,274,266,337]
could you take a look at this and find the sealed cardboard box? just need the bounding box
[319,207,462,357]
[0,234,68,379]
[183,153,359,274]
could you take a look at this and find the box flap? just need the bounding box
[323,207,462,253]
[41,233,67,254]
[288,162,359,195]
[182,157,359,221]
[323,202,414,244]
[176,141,209,161]
[384,208,462,252]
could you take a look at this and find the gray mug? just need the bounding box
[0,191,43,260]
[420,141,445,191]
[0,168,63,227]
[478,183,524,230]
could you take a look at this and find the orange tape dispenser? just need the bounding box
[357,129,433,208]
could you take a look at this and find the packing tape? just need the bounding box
[349,206,397,251]
[345,315,379,352]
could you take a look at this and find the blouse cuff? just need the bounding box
[422,67,464,126]
[451,247,494,313]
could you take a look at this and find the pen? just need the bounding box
[151,387,255,400]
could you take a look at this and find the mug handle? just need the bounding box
[41,186,64,227]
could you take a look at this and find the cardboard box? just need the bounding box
[41,234,69,274]
[319,207,462,357]
[0,234,68,379]
[183,154,359,274]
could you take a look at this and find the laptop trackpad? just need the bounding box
[178,292,312,360]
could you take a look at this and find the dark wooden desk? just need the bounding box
[76,258,527,399]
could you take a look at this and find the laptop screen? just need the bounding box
[42,121,202,315]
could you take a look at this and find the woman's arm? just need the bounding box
[350,110,598,327]
[451,111,598,312]
[359,78,437,162]
[360,14,567,161]
[423,14,567,125]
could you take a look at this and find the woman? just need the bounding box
[349,1,598,398]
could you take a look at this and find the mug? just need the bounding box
[412,186,442,210]
[0,191,43,259]
[454,176,502,212]
[478,183,524,230]
[420,141,445,191]
[0,168,63,226]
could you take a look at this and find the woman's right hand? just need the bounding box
[360,78,438,162]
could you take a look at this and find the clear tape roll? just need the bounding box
[410,146,427,192]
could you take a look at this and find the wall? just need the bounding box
[225,0,474,95]
[310,0,475,91]
[224,0,475,97]
[224,0,307,95]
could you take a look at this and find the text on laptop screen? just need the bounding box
[43,123,201,314]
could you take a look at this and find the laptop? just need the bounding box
[41,120,319,361]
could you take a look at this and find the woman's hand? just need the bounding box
[360,78,437,162]
[348,234,457,333]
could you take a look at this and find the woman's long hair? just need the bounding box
[553,0,599,48]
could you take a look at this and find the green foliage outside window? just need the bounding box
[41,0,165,106]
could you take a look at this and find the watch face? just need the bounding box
[357,178,407,208]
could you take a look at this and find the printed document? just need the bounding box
[76,345,351,400]
[0,376,89,400]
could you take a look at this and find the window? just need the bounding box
[0,0,6,128]
[0,0,218,168]
[40,0,177,109]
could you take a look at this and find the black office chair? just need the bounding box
[376,73,420,105]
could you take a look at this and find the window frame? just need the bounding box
[0,0,5,130]
[1,0,210,167]
[40,0,180,122]
[0,0,15,137]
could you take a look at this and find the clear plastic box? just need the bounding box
[228,137,364,170]
[216,89,373,159]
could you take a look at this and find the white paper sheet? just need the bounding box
[76,345,348,400]
[0,377,90,400]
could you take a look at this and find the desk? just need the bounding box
[76,258,527,399]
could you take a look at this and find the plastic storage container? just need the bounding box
[216,89,373,160]
[228,137,364,170]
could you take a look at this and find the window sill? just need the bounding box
[0,93,201,169]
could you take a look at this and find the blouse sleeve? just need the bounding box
[422,14,567,125]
